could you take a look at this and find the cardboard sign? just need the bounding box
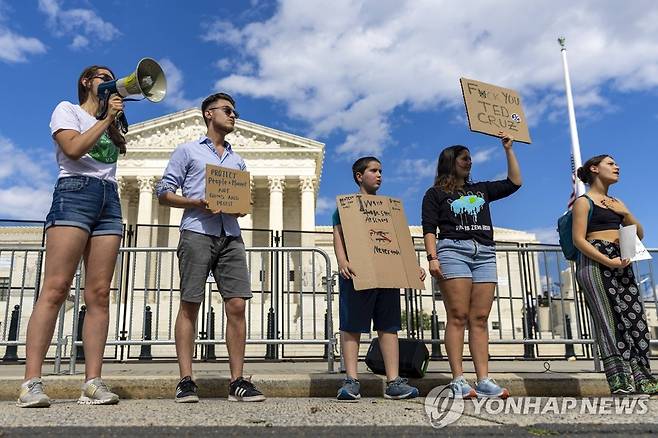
[205,164,251,214]
[460,77,531,144]
[336,194,425,291]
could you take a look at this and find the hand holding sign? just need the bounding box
[205,164,252,215]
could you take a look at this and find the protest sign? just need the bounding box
[205,164,251,214]
[460,77,531,143]
[337,194,425,291]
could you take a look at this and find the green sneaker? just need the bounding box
[637,380,658,396]
[17,377,51,408]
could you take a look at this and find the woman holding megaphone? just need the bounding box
[18,66,125,407]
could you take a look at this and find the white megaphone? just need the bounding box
[96,57,167,133]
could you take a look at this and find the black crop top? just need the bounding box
[587,204,623,233]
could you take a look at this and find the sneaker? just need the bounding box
[337,377,361,402]
[228,377,266,402]
[384,376,419,400]
[636,380,658,396]
[77,378,119,405]
[448,376,477,399]
[175,376,199,403]
[610,375,635,396]
[17,377,51,408]
[475,377,509,399]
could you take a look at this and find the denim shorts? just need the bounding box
[437,239,498,283]
[45,176,123,236]
[338,277,401,334]
[177,230,253,303]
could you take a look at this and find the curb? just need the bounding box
[1,372,614,401]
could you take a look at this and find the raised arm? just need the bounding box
[500,131,522,186]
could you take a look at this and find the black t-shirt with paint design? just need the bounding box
[421,178,520,246]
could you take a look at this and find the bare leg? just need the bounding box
[225,298,247,381]
[175,301,200,379]
[340,331,361,379]
[468,282,496,380]
[81,234,121,380]
[440,278,473,379]
[24,227,88,380]
[378,331,399,381]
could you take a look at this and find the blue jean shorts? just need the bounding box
[45,176,123,236]
[437,239,498,283]
[338,277,401,334]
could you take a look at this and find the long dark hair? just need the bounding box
[77,65,127,154]
[576,154,610,185]
[433,145,470,192]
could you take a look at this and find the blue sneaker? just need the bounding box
[337,377,361,402]
[475,377,509,399]
[448,376,477,399]
[384,377,419,400]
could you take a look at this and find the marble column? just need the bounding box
[116,176,129,225]
[267,176,285,234]
[136,176,156,247]
[299,176,316,234]
[299,176,316,292]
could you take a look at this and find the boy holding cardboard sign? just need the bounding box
[333,156,426,401]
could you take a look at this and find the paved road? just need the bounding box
[1,398,658,436]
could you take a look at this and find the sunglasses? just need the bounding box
[92,74,114,82]
[208,106,240,119]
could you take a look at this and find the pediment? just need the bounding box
[123,108,324,157]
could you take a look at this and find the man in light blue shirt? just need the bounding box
[157,92,265,403]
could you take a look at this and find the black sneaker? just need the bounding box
[228,377,266,402]
[175,376,199,403]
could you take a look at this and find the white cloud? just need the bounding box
[471,147,497,165]
[204,0,658,157]
[0,186,52,220]
[0,135,56,220]
[158,58,198,111]
[0,28,46,63]
[38,0,120,48]
[0,136,54,185]
[394,159,436,179]
[315,196,334,215]
[70,34,89,50]
[0,1,46,63]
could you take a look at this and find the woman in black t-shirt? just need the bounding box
[422,132,521,399]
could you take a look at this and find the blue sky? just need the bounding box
[1,0,658,246]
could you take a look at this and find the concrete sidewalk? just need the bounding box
[1,359,656,401]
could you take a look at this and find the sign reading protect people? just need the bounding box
[460,77,531,144]
[205,164,252,215]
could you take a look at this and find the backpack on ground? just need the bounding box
[557,195,593,261]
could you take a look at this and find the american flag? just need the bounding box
[566,155,577,209]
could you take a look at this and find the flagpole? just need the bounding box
[558,37,586,196]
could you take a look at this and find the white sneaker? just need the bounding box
[17,377,51,408]
[77,378,119,405]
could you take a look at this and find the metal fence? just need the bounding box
[2,223,658,375]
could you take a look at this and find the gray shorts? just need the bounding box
[177,230,253,303]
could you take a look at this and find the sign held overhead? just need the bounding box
[460,77,531,144]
